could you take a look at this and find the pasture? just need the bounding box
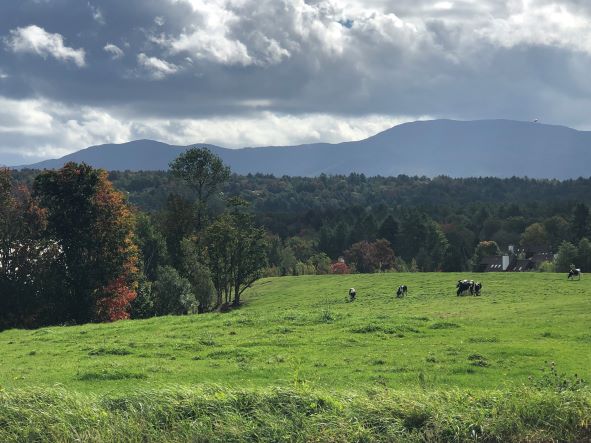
[0,272,590,393]
[1,272,591,441]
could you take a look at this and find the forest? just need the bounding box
[3,148,591,330]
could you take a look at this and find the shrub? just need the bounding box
[330,261,350,274]
[152,266,196,315]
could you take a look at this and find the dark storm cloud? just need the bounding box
[1,0,591,164]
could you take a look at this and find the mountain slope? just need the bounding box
[17,119,591,178]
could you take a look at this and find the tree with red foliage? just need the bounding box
[34,163,138,323]
[344,240,395,273]
[330,260,351,274]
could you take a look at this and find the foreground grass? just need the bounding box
[0,385,590,442]
[0,273,590,393]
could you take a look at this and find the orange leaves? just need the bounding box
[33,163,141,324]
[330,261,351,274]
[96,271,138,322]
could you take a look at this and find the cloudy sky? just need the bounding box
[1,0,591,165]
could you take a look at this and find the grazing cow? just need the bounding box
[396,285,408,298]
[456,279,473,296]
[473,282,482,296]
[348,288,357,301]
[568,269,582,280]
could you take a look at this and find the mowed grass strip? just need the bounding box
[0,273,590,393]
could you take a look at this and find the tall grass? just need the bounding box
[0,385,589,442]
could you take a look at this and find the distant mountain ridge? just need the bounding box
[16,119,591,179]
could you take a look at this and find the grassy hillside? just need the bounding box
[1,273,590,393]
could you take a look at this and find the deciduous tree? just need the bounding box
[34,163,139,323]
[169,147,230,231]
[204,203,266,308]
[0,170,58,329]
[555,241,578,273]
[520,223,550,255]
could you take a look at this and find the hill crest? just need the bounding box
[15,119,591,179]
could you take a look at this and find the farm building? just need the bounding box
[477,255,511,272]
[478,252,554,272]
[506,259,535,272]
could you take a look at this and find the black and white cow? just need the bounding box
[568,269,582,280]
[348,287,357,301]
[473,282,482,296]
[396,285,408,298]
[456,279,473,296]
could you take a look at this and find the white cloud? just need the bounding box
[0,97,54,136]
[137,53,179,79]
[0,94,429,163]
[165,0,253,65]
[161,0,423,66]
[433,2,454,11]
[88,2,105,25]
[0,96,131,161]
[104,43,124,59]
[168,29,252,65]
[132,112,428,148]
[5,25,86,67]
[477,2,591,54]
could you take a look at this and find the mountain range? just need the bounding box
[16,119,591,179]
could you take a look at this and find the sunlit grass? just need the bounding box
[0,273,589,393]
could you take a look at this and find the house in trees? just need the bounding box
[479,252,554,272]
[506,259,535,272]
[477,255,511,272]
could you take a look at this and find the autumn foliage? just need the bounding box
[33,163,139,323]
[330,261,351,274]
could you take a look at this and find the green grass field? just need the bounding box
[1,273,591,442]
[1,273,590,393]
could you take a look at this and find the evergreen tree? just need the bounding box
[160,194,195,267]
[398,211,426,261]
[377,215,399,250]
[363,214,378,242]
[576,238,591,273]
[136,213,169,281]
[572,203,590,242]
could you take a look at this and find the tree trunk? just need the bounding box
[233,282,240,306]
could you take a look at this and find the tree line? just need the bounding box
[5,150,591,329]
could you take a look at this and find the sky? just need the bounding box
[1,0,591,165]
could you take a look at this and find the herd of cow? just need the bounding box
[456,280,482,296]
[347,285,407,302]
[347,269,582,302]
[347,281,478,301]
